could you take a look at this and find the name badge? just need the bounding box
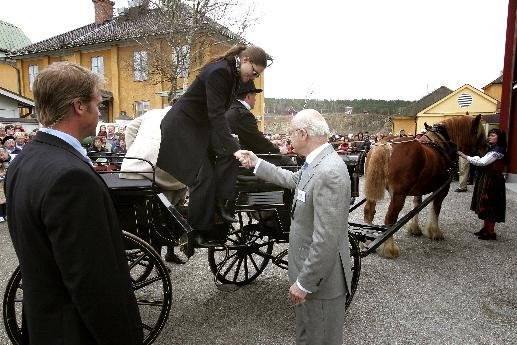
[297,189,306,203]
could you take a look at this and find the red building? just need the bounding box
[501,0,517,182]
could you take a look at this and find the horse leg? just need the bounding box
[377,194,405,259]
[406,195,422,236]
[423,191,447,240]
[364,199,377,224]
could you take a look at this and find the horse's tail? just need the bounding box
[364,143,392,201]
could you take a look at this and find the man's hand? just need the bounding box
[279,145,288,155]
[234,150,258,169]
[288,282,307,305]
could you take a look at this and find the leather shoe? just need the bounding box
[165,249,188,264]
[478,232,497,240]
[216,200,237,223]
[474,228,485,236]
[193,231,226,247]
[455,188,468,192]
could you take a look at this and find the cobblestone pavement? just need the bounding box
[1,180,516,344]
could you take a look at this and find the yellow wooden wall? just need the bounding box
[416,86,497,129]
[10,39,266,127]
[0,64,20,92]
[392,116,416,135]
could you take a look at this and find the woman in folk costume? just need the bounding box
[157,44,271,245]
[458,128,507,240]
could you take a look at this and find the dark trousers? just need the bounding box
[188,154,238,233]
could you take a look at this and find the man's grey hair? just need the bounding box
[292,109,330,138]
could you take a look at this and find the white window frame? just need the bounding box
[91,56,104,77]
[28,64,39,91]
[172,45,190,78]
[133,100,150,117]
[133,51,148,81]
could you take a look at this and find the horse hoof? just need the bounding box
[430,233,444,241]
[377,244,400,259]
[407,225,422,237]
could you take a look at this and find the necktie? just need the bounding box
[300,162,309,178]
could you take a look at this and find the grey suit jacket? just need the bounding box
[256,145,352,299]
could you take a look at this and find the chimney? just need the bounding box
[92,0,115,25]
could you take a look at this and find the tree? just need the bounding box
[120,0,257,102]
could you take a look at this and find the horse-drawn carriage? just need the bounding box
[3,115,485,343]
[2,153,362,344]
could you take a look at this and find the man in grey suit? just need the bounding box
[235,109,352,345]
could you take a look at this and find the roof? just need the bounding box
[417,84,498,115]
[0,20,31,54]
[480,113,500,124]
[483,75,503,90]
[400,86,453,116]
[0,86,34,107]
[10,6,241,57]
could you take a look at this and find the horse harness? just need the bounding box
[420,124,458,172]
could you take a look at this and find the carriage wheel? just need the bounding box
[2,233,172,345]
[124,231,172,345]
[3,266,22,345]
[207,216,274,286]
[345,232,361,310]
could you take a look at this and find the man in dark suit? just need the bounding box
[5,61,143,344]
[225,80,287,154]
[236,109,352,345]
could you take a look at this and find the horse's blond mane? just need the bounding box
[442,115,484,150]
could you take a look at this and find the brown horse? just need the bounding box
[363,115,486,258]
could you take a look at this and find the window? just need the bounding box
[28,65,39,91]
[134,100,150,117]
[172,45,190,78]
[133,51,148,81]
[457,93,473,108]
[91,56,104,77]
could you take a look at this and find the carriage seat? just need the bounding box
[99,173,155,193]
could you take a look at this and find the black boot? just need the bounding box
[216,199,237,223]
[473,228,485,236]
[164,246,188,264]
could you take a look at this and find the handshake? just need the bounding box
[234,150,258,169]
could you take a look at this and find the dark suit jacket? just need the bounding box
[157,58,240,185]
[5,132,143,345]
[225,100,280,154]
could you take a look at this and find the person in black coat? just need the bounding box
[5,61,143,344]
[226,80,287,154]
[157,44,271,245]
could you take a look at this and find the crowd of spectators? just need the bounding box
[0,122,39,222]
[88,124,127,156]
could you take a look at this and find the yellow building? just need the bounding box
[415,84,498,130]
[392,86,453,135]
[6,0,265,126]
[482,75,503,102]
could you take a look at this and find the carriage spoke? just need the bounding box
[232,257,244,282]
[221,255,239,277]
[137,299,164,307]
[141,322,153,331]
[132,275,163,290]
[248,253,261,272]
[127,251,147,270]
[243,255,249,280]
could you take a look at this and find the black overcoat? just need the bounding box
[225,100,280,154]
[157,58,240,186]
[5,132,143,344]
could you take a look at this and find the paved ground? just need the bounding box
[1,180,516,344]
